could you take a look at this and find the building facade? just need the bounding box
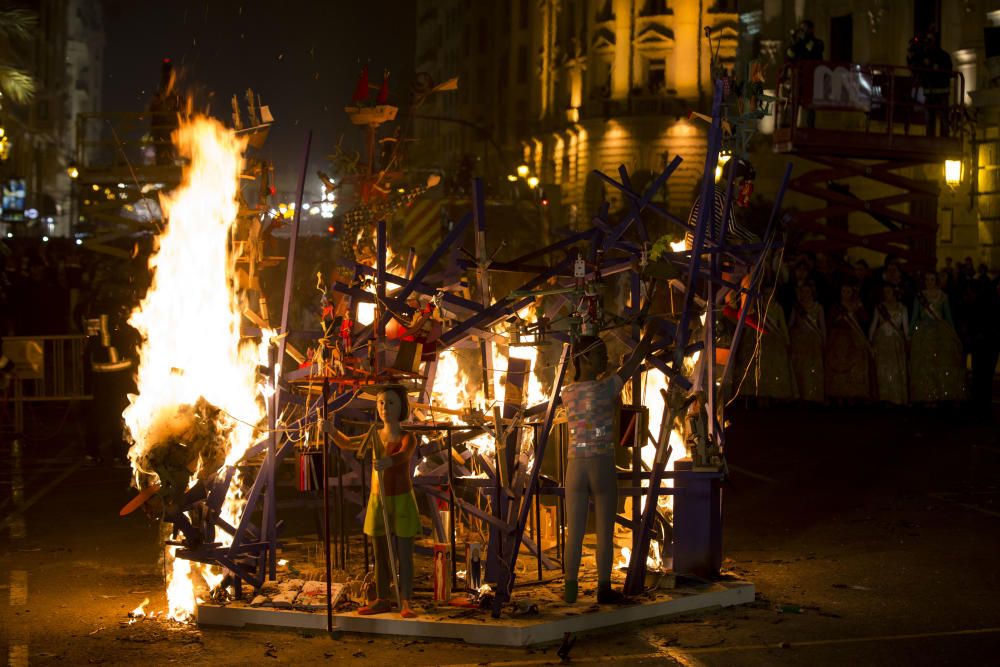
[415,0,998,266]
[413,0,510,189]
[744,0,997,267]
[1,0,102,238]
[515,0,741,224]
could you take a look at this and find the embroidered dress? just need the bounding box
[909,290,967,402]
[738,306,797,400]
[790,301,826,402]
[869,302,909,405]
[825,302,872,400]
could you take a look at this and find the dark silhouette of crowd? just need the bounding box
[735,251,1000,416]
[1,238,144,463]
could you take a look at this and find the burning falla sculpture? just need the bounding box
[129,398,231,546]
[122,115,269,620]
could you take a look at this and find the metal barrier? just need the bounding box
[1,335,92,435]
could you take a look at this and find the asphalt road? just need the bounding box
[2,398,998,666]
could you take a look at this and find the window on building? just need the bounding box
[517,45,528,83]
[596,0,614,22]
[829,14,853,62]
[564,1,576,46]
[647,58,666,94]
[639,0,671,17]
[913,0,942,41]
[595,61,612,98]
[479,18,489,51]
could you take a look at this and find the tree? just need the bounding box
[0,8,37,105]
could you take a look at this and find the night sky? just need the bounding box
[101,0,417,198]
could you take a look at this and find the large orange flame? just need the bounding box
[124,115,268,621]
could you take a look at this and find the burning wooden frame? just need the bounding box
[123,80,792,628]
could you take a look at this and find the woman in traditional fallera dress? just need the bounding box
[869,283,909,405]
[789,281,826,403]
[756,302,798,401]
[825,283,873,402]
[909,272,967,404]
[736,291,797,402]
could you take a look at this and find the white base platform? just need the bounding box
[197,580,754,646]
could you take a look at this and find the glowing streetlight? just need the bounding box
[944,159,962,190]
[517,164,530,179]
[527,176,540,189]
[507,174,518,182]
[67,163,79,179]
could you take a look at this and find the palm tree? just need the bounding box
[0,8,37,105]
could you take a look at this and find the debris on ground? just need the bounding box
[557,632,575,662]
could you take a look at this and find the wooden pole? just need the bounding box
[322,379,333,633]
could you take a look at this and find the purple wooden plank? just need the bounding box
[492,344,570,616]
[277,130,312,381]
[385,212,473,313]
[674,82,724,369]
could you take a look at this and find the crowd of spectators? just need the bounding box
[0,238,146,339]
[735,252,1000,415]
[0,237,145,462]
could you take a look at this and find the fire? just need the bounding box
[618,347,700,571]
[124,115,268,622]
[429,305,548,463]
[129,597,150,621]
[617,542,664,571]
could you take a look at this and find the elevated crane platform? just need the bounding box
[773,60,965,267]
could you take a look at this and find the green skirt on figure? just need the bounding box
[364,488,421,538]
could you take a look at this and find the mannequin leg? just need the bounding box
[397,536,413,600]
[563,457,590,601]
[590,454,618,590]
[374,536,391,600]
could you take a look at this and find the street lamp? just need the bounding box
[944,159,962,190]
[67,163,79,179]
[527,176,539,189]
[517,164,530,179]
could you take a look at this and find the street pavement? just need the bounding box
[1,399,998,666]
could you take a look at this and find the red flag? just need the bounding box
[352,64,369,103]
[376,69,390,104]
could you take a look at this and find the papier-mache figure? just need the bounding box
[324,384,420,617]
[562,325,655,604]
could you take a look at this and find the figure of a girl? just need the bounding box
[789,281,826,403]
[869,283,909,405]
[825,282,873,403]
[324,385,420,617]
[910,272,967,404]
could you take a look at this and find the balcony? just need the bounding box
[773,60,965,162]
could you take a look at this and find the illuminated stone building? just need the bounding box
[415,1,998,265]
[1,0,103,237]
[742,0,998,267]
[516,0,741,224]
